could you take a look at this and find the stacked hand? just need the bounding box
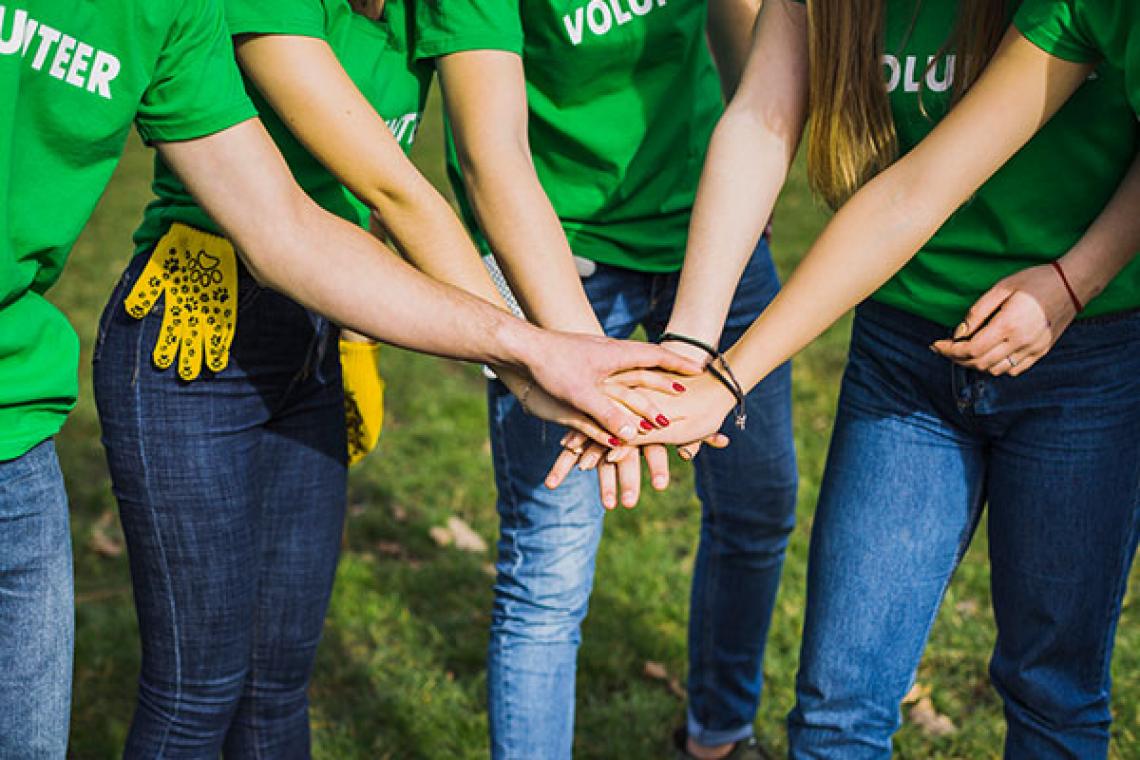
[524,338,740,509]
[496,329,707,448]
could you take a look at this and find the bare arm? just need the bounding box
[707,0,763,100]
[156,120,699,440]
[232,35,685,438]
[665,0,808,354]
[436,50,603,334]
[722,29,1093,391]
[639,29,1096,445]
[1054,153,1140,304]
[931,150,1140,374]
[235,34,504,307]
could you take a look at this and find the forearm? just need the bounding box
[159,122,541,368]
[719,28,1092,390]
[461,152,603,334]
[365,174,508,308]
[245,192,539,365]
[666,116,795,345]
[668,0,807,347]
[722,171,932,389]
[438,50,602,335]
[1057,150,1140,305]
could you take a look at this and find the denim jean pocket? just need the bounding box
[93,255,147,364]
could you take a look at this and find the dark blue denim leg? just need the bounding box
[977,314,1140,759]
[486,263,651,760]
[224,312,346,760]
[788,304,987,760]
[646,239,799,745]
[0,440,72,760]
[94,255,345,759]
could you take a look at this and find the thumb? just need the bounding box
[955,284,1012,340]
[613,340,703,376]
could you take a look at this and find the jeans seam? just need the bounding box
[488,381,520,757]
[1093,478,1140,698]
[906,490,985,708]
[130,316,183,755]
[692,452,722,737]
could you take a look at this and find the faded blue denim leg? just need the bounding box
[487,239,797,758]
[0,439,73,760]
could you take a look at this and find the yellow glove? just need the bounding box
[340,339,385,465]
[124,223,239,381]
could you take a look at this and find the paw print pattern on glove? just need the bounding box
[124,223,239,381]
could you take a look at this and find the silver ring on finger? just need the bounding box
[1007,355,1018,368]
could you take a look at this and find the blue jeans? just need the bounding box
[0,440,72,759]
[788,301,1140,759]
[93,253,347,758]
[486,240,798,758]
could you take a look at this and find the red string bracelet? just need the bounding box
[1051,261,1084,313]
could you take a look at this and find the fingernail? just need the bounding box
[560,434,570,446]
[639,419,654,431]
[605,448,623,463]
[608,436,622,447]
[679,449,691,461]
[655,415,670,427]
[673,382,686,392]
[652,476,668,489]
[622,491,634,505]
[929,345,938,353]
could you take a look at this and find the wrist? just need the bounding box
[706,373,737,414]
[1055,254,1104,308]
[489,313,542,373]
[1050,259,1087,313]
[659,338,713,367]
[659,326,722,367]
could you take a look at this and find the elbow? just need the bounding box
[235,186,316,289]
[849,164,943,247]
[454,133,532,194]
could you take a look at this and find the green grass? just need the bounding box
[56,91,1139,758]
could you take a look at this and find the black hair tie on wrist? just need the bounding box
[658,332,747,430]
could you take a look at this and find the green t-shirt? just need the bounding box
[0,0,256,460]
[789,0,1139,326]
[135,0,433,254]
[414,0,724,272]
[1017,0,1139,117]
[870,0,1140,326]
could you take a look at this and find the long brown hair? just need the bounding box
[805,0,1010,208]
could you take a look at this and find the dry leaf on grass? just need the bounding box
[88,509,124,559]
[643,661,687,700]
[429,517,488,554]
[902,682,930,705]
[955,598,980,616]
[447,516,487,553]
[909,696,957,737]
[375,540,406,558]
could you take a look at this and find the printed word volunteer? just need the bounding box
[563,0,668,46]
[0,6,120,98]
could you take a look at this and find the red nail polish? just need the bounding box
[656,415,670,427]
[672,382,686,392]
[608,436,622,446]
[639,419,653,431]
